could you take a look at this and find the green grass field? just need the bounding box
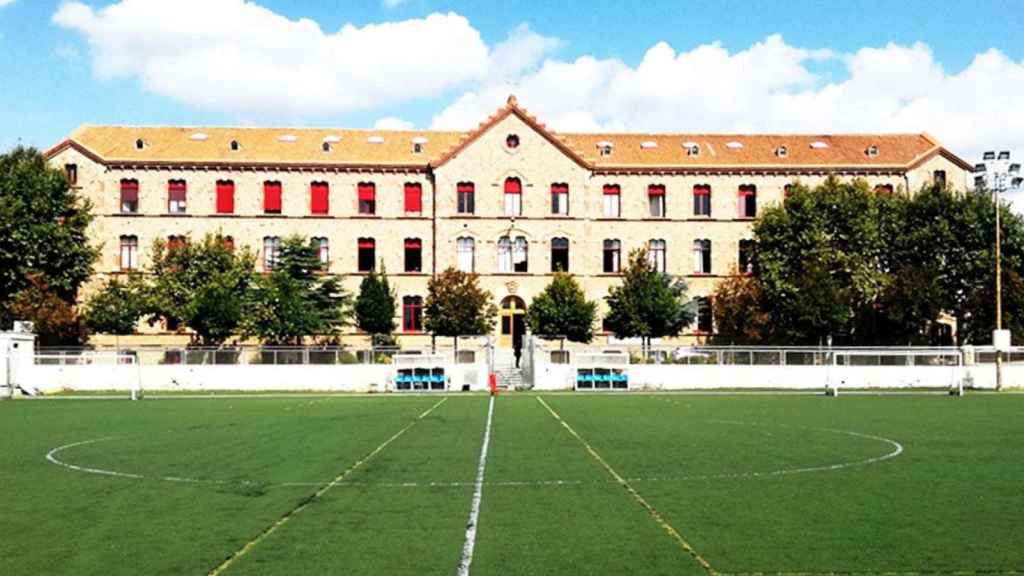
[2,392,1022,575]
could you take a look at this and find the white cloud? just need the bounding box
[0,0,16,8]
[432,35,1024,166]
[53,0,492,116]
[373,116,414,130]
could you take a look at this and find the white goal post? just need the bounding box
[825,349,964,396]
[33,352,143,399]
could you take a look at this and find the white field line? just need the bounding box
[45,420,904,490]
[455,394,496,576]
[206,396,448,576]
[536,396,717,576]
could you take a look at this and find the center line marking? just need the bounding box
[455,394,496,576]
[208,396,448,576]
[536,396,718,576]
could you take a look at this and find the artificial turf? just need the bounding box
[1,393,1021,575]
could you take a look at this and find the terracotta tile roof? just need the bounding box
[47,97,970,172]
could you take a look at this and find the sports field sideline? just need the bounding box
[2,393,1022,575]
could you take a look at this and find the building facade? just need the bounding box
[45,96,973,348]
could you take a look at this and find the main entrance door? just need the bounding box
[499,296,527,355]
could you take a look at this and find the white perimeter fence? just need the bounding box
[4,335,1023,395]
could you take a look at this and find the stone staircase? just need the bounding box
[492,350,524,390]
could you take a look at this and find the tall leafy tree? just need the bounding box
[709,268,772,345]
[604,248,695,354]
[149,233,258,345]
[241,235,351,345]
[83,274,150,338]
[526,273,598,343]
[423,267,497,351]
[7,275,88,346]
[0,147,97,326]
[354,266,397,343]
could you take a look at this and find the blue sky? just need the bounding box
[1,0,1023,164]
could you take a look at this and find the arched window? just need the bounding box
[602,184,621,218]
[358,182,376,215]
[262,236,280,271]
[357,238,375,272]
[696,297,713,333]
[310,182,329,215]
[167,180,187,214]
[263,181,282,214]
[738,239,755,275]
[648,239,666,273]
[504,177,522,216]
[404,182,422,214]
[693,239,712,274]
[603,239,621,273]
[457,237,475,273]
[551,183,569,215]
[738,184,757,218]
[498,235,528,273]
[693,184,711,217]
[551,237,569,272]
[648,184,666,218]
[120,179,139,214]
[457,182,475,214]
[404,238,422,273]
[119,235,138,270]
[215,180,234,214]
[313,237,329,265]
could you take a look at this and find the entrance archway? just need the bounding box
[499,296,527,360]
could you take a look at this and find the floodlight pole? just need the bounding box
[996,182,1003,392]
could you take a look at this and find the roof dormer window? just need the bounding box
[135,138,145,150]
[278,134,297,143]
[640,141,658,149]
[368,135,384,144]
[229,140,240,151]
[682,142,700,156]
[189,132,209,142]
[322,141,332,152]
[810,141,829,149]
[775,146,788,158]
[725,141,744,150]
[597,141,613,156]
[866,145,879,157]
[412,136,428,154]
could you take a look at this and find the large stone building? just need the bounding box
[45,96,973,349]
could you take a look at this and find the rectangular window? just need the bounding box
[262,236,280,271]
[403,296,423,332]
[314,237,329,265]
[120,179,139,214]
[648,239,666,273]
[263,181,282,214]
[693,239,712,274]
[504,178,522,217]
[874,184,895,195]
[551,183,569,215]
[603,239,621,273]
[358,182,376,215]
[215,180,234,214]
[602,184,621,218]
[783,184,795,199]
[933,170,947,187]
[404,238,422,273]
[513,236,528,273]
[648,184,666,218]
[310,182,329,215]
[119,235,138,270]
[222,236,235,252]
[738,239,754,274]
[404,183,423,214]
[696,297,712,332]
[167,180,187,214]
[693,184,711,217]
[551,237,569,272]
[65,164,78,186]
[457,182,475,214]
[358,238,376,272]
[457,237,475,273]
[167,235,186,252]
[738,184,757,219]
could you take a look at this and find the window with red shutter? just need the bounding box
[358,182,376,215]
[310,182,329,215]
[263,181,282,214]
[404,238,422,272]
[457,182,475,214]
[358,238,376,271]
[404,183,422,214]
[120,179,139,214]
[216,180,235,214]
[693,184,712,217]
[168,180,187,214]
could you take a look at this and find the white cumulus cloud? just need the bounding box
[431,35,1024,166]
[53,0,491,116]
[372,116,415,130]
[0,0,16,8]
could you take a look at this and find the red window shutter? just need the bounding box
[404,238,421,250]
[264,182,282,213]
[648,184,665,196]
[358,239,375,249]
[168,181,186,201]
[404,183,422,213]
[358,183,376,201]
[504,178,521,194]
[121,180,139,201]
[457,182,474,194]
[603,184,620,195]
[551,183,568,195]
[216,181,234,214]
[311,182,329,214]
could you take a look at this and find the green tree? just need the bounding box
[526,273,598,343]
[709,269,772,345]
[354,266,397,343]
[0,147,97,326]
[83,274,150,338]
[149,233,258,345]
[8,275,88,346]
[604,248,695,354]
[423,267,497,351]
[241,236,351,345]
